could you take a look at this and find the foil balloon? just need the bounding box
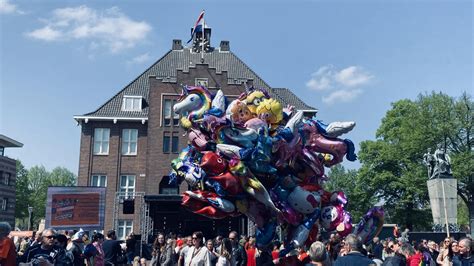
[355,207,384,244]
[170,84,360,255]
[185,190,236,213]
[256,221,277,248]
[330,191,348,207]
[209,172,243,196]
[287,186,321,214]
[188,128,210,151]
[336,211,353,237]
[280,209,320,257]
[320,205,344,231]
[200,152,227,176]
[182,191,230,219]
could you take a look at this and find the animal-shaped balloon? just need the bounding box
[320,205,344,231]
[200,152,227,176]
[287,186,321,214]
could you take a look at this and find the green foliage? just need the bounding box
[326,165,376,222]
[15,163,77,229]
[15,160,29,219]
[457,197,469,227]
[358,91,473,230]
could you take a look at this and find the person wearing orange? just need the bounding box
[0,222,16,266]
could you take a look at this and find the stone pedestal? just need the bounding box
[427,178,457,227]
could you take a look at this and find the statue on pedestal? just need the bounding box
[423,148,436,178]
[423,146,452,179]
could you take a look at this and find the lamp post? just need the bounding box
[27,206,33,231]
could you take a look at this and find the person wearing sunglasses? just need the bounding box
[20,228,61,265]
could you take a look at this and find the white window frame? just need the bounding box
[122,96,142,111]
[0,198,7,211]
[117,220,133,240]
[91,175,107,187]
[93,128,110,155]
[163,99,180,126]
[119,175,136,197]
[122,129,138,155]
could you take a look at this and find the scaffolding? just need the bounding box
[113,192,153,257]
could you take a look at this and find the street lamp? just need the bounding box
[27,206,33,231]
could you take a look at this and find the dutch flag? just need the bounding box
[187,10,205,44]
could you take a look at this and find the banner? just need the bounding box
[45,187,106,230]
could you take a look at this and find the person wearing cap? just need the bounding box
[334,234,375,266]
[68,230,86,266]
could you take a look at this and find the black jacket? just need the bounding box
[382,253,406,266]
[232,245,247,266]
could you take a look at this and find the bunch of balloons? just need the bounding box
[170,85,383,254]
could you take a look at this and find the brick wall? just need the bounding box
[78,63,248,233]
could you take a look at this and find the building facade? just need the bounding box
[74,26,316,240]
[0,134,23,227]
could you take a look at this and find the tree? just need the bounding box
[358,92,473,230]
[14,164,78,229]
[325,165,376,222]
[27,166,50,226]
[48,167,77,186]
[15,160,30,220]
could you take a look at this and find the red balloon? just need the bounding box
[181,192,230,219]
[209,172,243,195]
[200,152,228,176]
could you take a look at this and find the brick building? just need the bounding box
[0,134,23,227]
[74,25,316,240]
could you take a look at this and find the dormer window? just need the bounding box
[122,96,142,111]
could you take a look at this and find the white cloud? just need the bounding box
[306,65,374,104]
[334,66,373,87]
[26,26,62,41]
[0,0,24,14]
[322,89,363,105]
[25,5,152,53]
[127,52,151,64]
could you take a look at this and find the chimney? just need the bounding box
[172,39,183,50]
[220,40,230,51]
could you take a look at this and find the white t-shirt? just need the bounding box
[184,246,211,266]
[216,256,231,266]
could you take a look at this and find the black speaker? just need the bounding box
[123,199,135,214]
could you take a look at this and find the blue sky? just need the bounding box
[1,0,472,174]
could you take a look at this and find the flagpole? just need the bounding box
[201,12,205,62]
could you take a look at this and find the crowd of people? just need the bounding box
[0,222,472,266]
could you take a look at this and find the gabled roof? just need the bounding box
[74,46,316,122]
